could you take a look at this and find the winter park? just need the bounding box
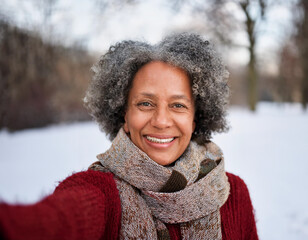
[1,1,308,240]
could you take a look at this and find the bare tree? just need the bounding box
[35,0,58,40]
[170,0,266,111]
[278,40,302,102]
[239,0,265,111]
[283,0,308,109]
[297,0,308,109]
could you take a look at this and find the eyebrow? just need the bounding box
[170,95,191,102]
[138,92,192,103]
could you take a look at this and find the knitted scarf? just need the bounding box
[89,128,230,240]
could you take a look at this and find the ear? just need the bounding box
[123,113,129,133]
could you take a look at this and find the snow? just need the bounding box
[0,102,308,240]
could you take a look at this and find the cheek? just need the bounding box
[124,110,149,134]
[179,115,195,134]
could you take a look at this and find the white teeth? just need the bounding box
[146,136,174,143]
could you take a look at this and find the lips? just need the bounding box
[145,135,175,143]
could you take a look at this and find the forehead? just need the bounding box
[135,61,188,78]
[130,61,192,97]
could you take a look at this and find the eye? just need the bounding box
[172,103,186,109]
[137,101,153,108]
[138,102,150,106]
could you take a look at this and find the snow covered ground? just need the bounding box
[0,102,307,240]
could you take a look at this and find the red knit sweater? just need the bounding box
[0,170,258,240]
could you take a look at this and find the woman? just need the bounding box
[0,33,258,239]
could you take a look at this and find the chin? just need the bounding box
[151,156,176,166]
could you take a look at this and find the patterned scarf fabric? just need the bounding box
[89,128,230,240]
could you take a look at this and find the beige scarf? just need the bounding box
[89,128,230,239]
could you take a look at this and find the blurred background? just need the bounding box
[0,0,308,239]
[0,0,307,129]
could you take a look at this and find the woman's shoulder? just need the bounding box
[221,172,259,240]
[225,172,250,194]
[224,172,253,206]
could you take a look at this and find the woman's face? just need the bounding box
[124,61,195,165]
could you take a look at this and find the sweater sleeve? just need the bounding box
[221,173,259,240]
[0,170,121,240]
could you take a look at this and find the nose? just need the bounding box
[150,106,173,129]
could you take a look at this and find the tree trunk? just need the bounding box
[241,0,258,111]
[248,43,257,111]
[300,1,308,109]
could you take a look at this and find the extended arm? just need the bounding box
[0,170,121,240]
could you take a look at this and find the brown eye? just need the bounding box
[173,103,186,109]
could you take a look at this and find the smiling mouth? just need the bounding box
[145,136,175,143]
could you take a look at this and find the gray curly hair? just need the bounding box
[84,33,229,144]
